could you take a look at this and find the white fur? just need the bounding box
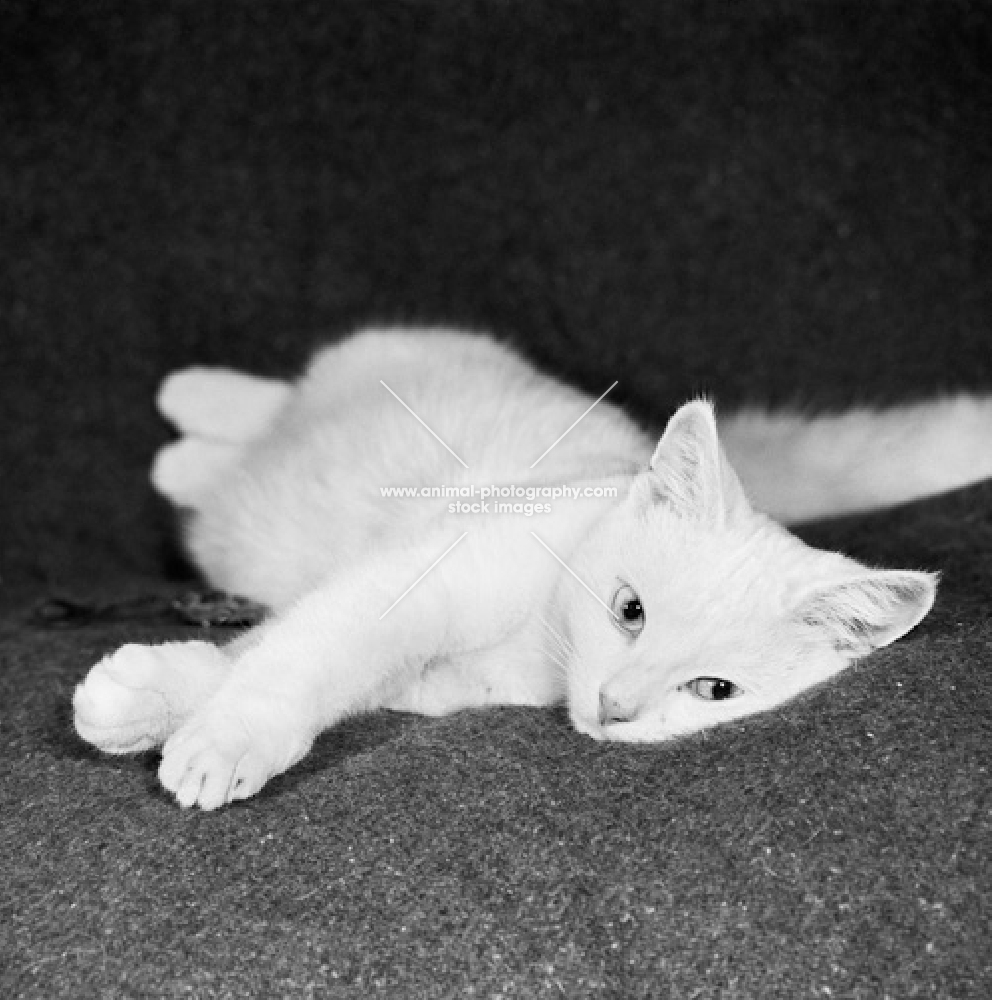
[156,367,290,443]
[720,397,992,522]
[72,326,973,809]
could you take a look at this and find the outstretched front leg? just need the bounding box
[153,532,483,810]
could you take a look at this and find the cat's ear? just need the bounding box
[643,400,750,524]
[793,570,937,657]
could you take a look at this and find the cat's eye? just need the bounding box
[611,583,645,637]
[686,677,741,701]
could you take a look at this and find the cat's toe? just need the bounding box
[158,700,310,810]
[164,744,241,810]
[73,645,176,753]
[159,714,269,810]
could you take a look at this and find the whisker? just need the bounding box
[537,613,564,643]
[537,616,574,680]
[538,614,576,659]
[539,626,570,663]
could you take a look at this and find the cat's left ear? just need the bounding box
[793,570,937,657]
[643,399,751,524]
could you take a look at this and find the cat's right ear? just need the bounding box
[638,400,750,524]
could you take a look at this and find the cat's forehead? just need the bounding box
[629,508,788,576]
[609,516,819,626]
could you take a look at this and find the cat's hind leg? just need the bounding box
[152,367,290,508]
[73,641,233,753]
[157,367,290,443]
[150,437,246,508]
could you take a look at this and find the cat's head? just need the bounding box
[560,400,936,742]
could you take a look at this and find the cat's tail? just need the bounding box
[719,394,992,524]
[151,367,291,508]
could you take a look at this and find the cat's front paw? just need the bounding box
[73,641,229,754]
[158,696,311,810]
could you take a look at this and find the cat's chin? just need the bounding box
[569,712,682,744]
[569,715,608,741]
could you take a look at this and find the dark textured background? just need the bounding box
[1,2,990,997]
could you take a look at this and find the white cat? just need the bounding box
[73,327,992,809]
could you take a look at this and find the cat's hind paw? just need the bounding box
[157,367,289,442]
[151,437,243,508]
[73,641,230,754]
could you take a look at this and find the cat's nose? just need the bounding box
[598,688,638,726]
